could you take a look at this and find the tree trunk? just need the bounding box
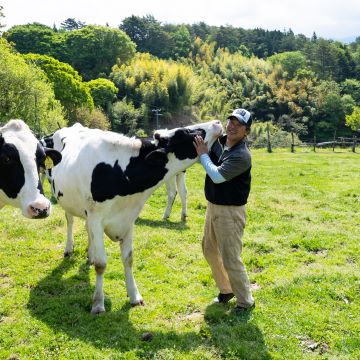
[266,123,272,153]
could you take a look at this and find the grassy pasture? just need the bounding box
[0,149,359,359]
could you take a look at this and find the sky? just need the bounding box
[1,0,359,42]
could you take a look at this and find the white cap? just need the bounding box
[228,108,252,126]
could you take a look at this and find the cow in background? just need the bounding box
[0,119,61,219]
[51,120,223,313]
[163,171,187,221]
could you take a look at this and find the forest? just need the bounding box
[1,8,360,144]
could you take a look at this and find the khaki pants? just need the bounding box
[202,202,254,307]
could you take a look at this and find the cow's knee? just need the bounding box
[123,250,133,267]
[94,262,106,274]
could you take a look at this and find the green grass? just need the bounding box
[0,149,359,359]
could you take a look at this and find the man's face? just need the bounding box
[226,117,248,144]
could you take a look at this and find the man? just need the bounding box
[193,108,255,312]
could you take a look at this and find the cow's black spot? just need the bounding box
[91,140,168,202]
[0,140,25,199]
[35,142,47,194]
[40,133,54,148]
[91,128,206,202]
[37,180,44,195]
[51,179,56,195]
[35,142,46,170]
[57,191,64,198]
[60,137,66,151]
[166,128,206,160]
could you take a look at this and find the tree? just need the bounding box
[341,94,356,116]
[120,15,148,47]
[0,5,5,35]
[87,78,118,111]
[170,25,192,59]
[110,53,196,130]
[341,79,360,105]
[268,51,307,79]
[0,39,65,133]
[62,25,136,80]
[188,22,212,41]
[313,81,347,138]
[345,106,360,131]
[23,53,94,119]
[212,25,241,53]
[352,43,360,80]
[3,23,56,55]
[110,99,144,135]
[73,107,110,129]
[120,15,171,58]
[304,39,355,82]
[189,37,216,66]
[60,18,86,31]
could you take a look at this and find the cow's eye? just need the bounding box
[1,156,11,164]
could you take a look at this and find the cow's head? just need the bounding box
[149,120,223,164]
[0,120,62,219]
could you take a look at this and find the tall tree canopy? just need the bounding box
[61,25,136,80]
[0,39,65,133]
[4,23,56,55]
[23,53,94,119]
[60,18,86,31]
[120,15,171,58]
[87,78,118,110]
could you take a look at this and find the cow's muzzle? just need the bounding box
[28,202,51,219]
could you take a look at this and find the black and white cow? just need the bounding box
[51,120,223,313]
[41,124,188,223]
[0,119,61,218]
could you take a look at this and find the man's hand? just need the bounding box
[193,135,208,156]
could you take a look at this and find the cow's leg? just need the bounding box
[176,172,187,221]
[87,216,106,314]
[120,225,143,306]
[163,177,177,220]
[86,219,95,265]
[64,212,74,257]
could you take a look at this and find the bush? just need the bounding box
[110,100,146,136]
[249,122,301,148]
[73,107,110,130]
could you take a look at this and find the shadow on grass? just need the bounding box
[135,217,189,230]
[28,258,270,358]
[203,303,271,359]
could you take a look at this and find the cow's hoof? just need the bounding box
[181,215,187,222]
[131,299,145,307]
[91,305,105,314]
[63,251,73,257]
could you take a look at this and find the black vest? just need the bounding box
[205,138,251,206]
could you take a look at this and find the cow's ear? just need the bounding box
[154,132,169,145]
[145,149,168,166]
[44,148,62,168]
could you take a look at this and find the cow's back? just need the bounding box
[52,131,147,219]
